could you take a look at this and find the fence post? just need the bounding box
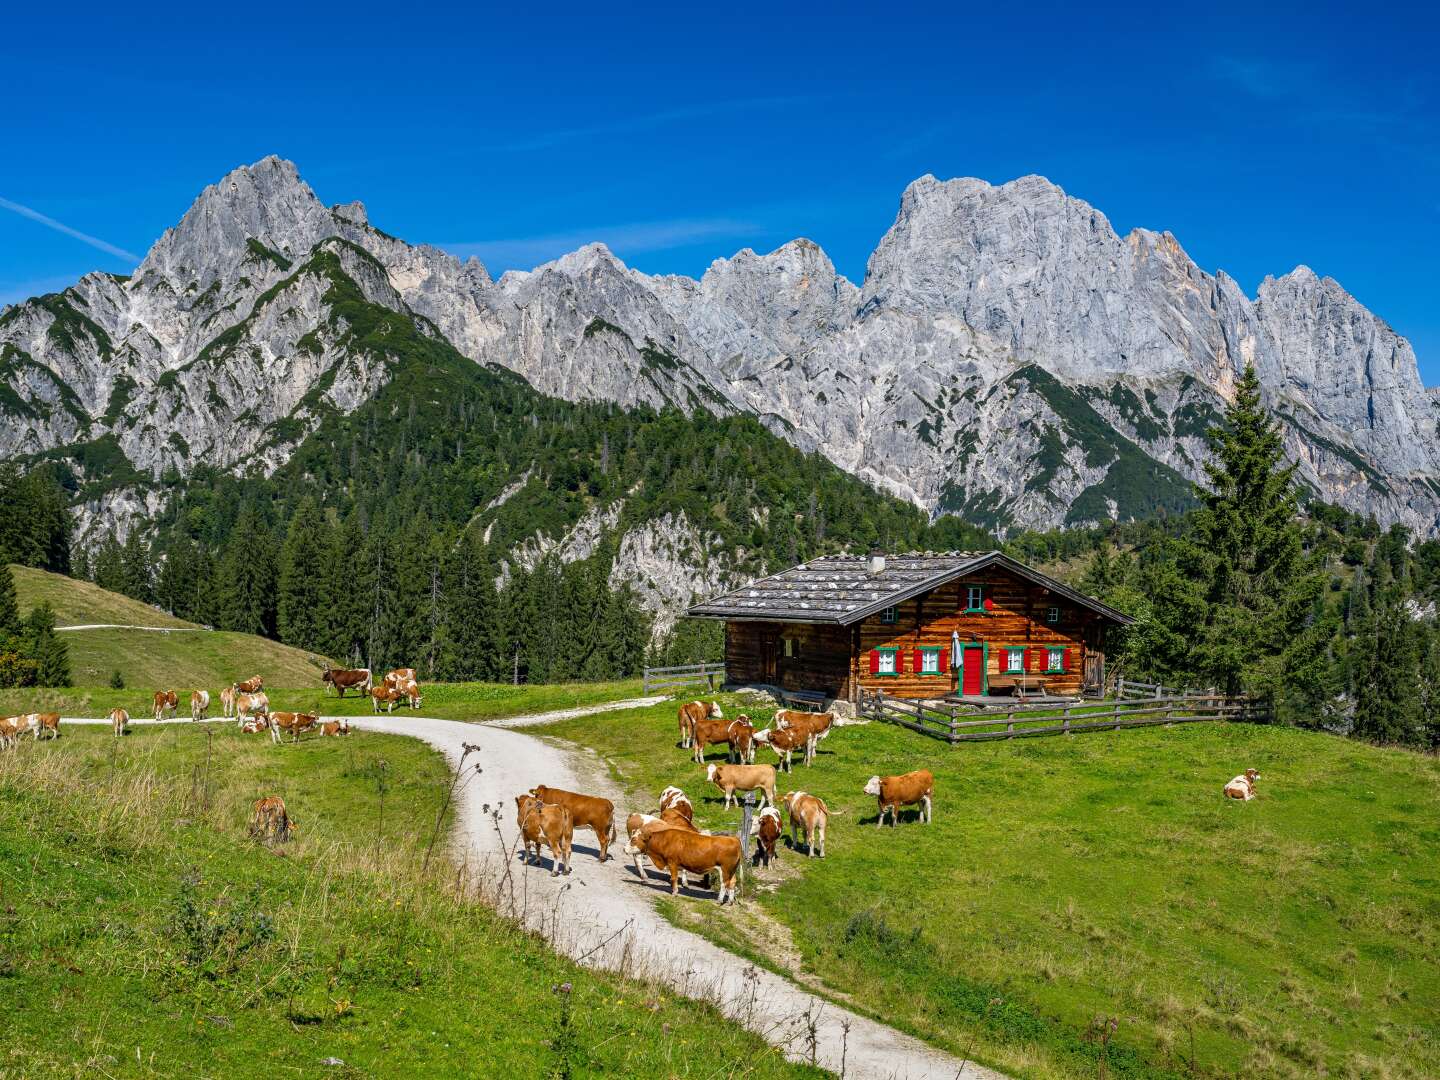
[1062,706,1071,735]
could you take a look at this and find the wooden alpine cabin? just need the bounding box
[687,551,1133,703]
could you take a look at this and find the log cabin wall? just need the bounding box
[851,567,1093,700]
[723,621,853,698]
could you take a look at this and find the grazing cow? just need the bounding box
[774,711,835,766]
[234,675,264,695]
[110,708,130,737]
[33,713,60,741]
[269,712,318,744]
[782,790,831,858]
[752,725,808,772]
[677,700,723,749]
[529,785,615,863]
[0,715,24,749]
[864,769,934,828]
[657,785,694,824]
[751,805,782,867]
[235,691,270,727]
[397,678,422,710]
[152,690,178,721]
[370,685,404,713]
[383,667,417,689]
[322,667,372,697]
[516,794,574,876]
[320,719,350,737]
[190,690,210,722]
[1224,768,1261,801]
[706,762,776,809]
[624,827,742,903]
[220,685,237,719]
[248,796,297,844]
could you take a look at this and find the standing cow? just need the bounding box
[864,769,934,827]
[269,711,318,744]
[220,685,237,719]
[248,796,297,844]
[235,691,270,728]
[529,785,615,863]
[152,690,178,721]
[782,790,831,858]
[751,805,782,867]
[190,690,210,722]
[677,700,723,749]
[323,667,373,697]
[516,794,574,876]
[110,708,130,737]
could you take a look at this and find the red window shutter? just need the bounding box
[869,650,880,675]
[938,647,949,673]
[1063,647,1073,671]
[1023,648,1034,672]
[912,648,923,673]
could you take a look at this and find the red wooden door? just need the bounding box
[961,645,983,695]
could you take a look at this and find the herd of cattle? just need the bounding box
[513,699,938,904]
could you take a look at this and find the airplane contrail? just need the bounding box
[0,195,140,263]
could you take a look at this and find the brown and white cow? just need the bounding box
[706,762,776,809]
[234,675,264,695]
[190,690,210,722]
[529,785,615,863]
[782,790,831,858]
[269,712,318,744]
[396,678,422,710]
[220,685,237,719]
[110,708,130,737]
[750,805,783,867]
[624,827,742,903]
[516,794,574,876]
[241,715,270,735]
[322,667,372,697]
[248,795,297,844]
[691,715,752,765]
[32,713,60,741]
[0,715,25,749]
[773,710,835,766]
[677,700,722,749]
[1223,768,1261,801]
[370,684,404,713]
[864,769,934,827]
[752,725,809,772]
[657,785,694,824]
[152,690,178,721]
[383,667,417,689]
[320,719,350,737]
[624,812,701,883]
[235,691,270,727]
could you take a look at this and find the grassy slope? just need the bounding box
[11,564,198,627]
[0,724,821,1079]
[11,566,329,688]
[543,696,1440,1080]
[0,679,647,722]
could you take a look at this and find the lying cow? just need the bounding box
[782,790,831,858]
[517,794,573,876]
[153,690,178,721]
[773,710,834,766]
[322,667,371,697]
[864,769,934,827]
[110,708,130,737]
[248,795,297,844]
[190,689,210,722]
[624,826,742,903]
[1224,768,1261,801]
[529,785,615,863]
[677,700,722,749]
[269,712,318,744]
[751,805,782,867]
[370,685,404,713]
[320,719,350,737]
[241,715,270,735]
[235,692,270,727]
[706,762,776,809]
[235,675,264,695]
[752,725,808,772]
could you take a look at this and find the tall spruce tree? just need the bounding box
[0,564,20,639]
[25,603,70,687]
[1170,365,1324,700]
[276,497,330,650]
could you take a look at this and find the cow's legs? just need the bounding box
[923,794,932,823]
[817,822,826,858]
[668,865,680,895]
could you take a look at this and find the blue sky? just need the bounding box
[4,2,1438,383]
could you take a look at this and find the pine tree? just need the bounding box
[92,537,127,595]
[216,509,278,636]
[0,564,20,639]
[25,604,70,687]
[119,531,155,604]
[1350,545,1424,744]
[276,497,330,650]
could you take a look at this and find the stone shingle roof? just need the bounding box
[687,551,1134,626]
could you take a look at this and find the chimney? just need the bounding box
[867,548,886,576]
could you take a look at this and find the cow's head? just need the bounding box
[708,701,724,719]
[752,727,772,745]
[321,669,334,683]
[863,776,882,797]
[705,764,720,783]
[1245,769,1260,782]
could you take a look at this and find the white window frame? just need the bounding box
[1006,648,1025,673]
[877,649,897,674]
[1047,647,1065,672]
[919,648,940,675]
[965,586,985,612]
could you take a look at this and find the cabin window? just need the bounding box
[1047,647,1065,672]
[1046,606,1060,624]
[783,637,800,659]
[1005,648,1025,673]
[918,647,942,675]
[965,586,985,612]
[880,605,898,624]
[875,647,898,675]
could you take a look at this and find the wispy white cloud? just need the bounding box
[0,195,140,263]
[445,217,761,269]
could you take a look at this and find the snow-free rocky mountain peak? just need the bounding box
[2,156,1438,625]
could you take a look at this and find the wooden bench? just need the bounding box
[986,675,1048,700]
[778,689,828,712]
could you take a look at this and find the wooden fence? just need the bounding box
[642,661,726,695]
[1117,677,1217,699]
[858,687,1271,743]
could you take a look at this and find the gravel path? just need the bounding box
[62,707,1004,1079]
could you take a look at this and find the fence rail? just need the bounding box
[642,661,726,695]
[859,687,1271,743]
[1116,677,1217,699]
